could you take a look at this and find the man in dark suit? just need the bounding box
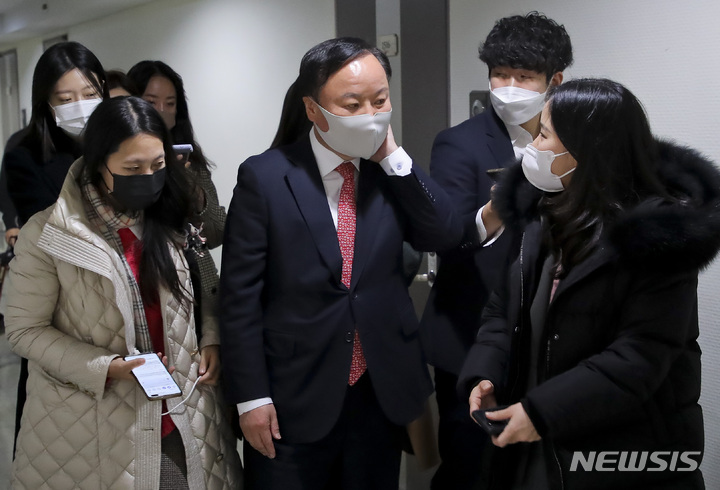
[219,37,460,489]
[419,13,574,489]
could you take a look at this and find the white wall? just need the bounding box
[450,0,720,485]
[0,0,335,238]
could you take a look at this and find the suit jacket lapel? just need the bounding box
[282,138,343,285]
[485,108,516,168]
[351,160,385,290]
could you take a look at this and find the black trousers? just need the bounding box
[431,368,491,490]
[244,373,404,490]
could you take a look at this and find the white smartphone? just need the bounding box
[125,353,182,400]
[172,144,194,166]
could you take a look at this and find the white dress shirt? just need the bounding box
[236,128,413,416]
[505,122,534,161]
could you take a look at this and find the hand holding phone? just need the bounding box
[486,167,506,182]
[472,406,509,436]
[173,144,194,167]
[125,353,182,400]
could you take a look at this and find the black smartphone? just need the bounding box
[486,167,506,182]
[125,353,182,401]
[172,144,194,166]
[471,406,509,436]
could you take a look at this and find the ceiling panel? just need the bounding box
[0,0,157,46]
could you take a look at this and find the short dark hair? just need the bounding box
[296,37,391,101]
[106,69,137,95]
[127,60,211,171]
[271,37,391,148]
[540,78,669,273]
[25,41,108,162]
[479,12,573,81]
[83,96,193,306]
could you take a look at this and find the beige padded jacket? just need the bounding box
[5,160,243,489]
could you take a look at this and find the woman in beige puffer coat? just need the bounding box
[5,97,243,489]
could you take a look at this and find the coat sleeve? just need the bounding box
[429,128,490,254]
[4,217,119,401]
[4,147,61,225]
[198,299,221,348]
[381,161,462,253]
[457,260,515,398]
[523,269,699,439]
[218,161,271,404]
[190,165,226,249]
[0,159,19,229]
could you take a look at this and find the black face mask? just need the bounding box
[108,167,166,211]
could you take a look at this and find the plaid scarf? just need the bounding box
[81,175,154,353]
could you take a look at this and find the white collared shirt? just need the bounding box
[504,122,534,161]
[310,128,360,229]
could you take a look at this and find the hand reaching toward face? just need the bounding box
[370,125,399,163]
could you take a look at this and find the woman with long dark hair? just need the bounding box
[4,41,108,224]
[460,78,720,489]
[126,61,224,244]
[127,60,225,339]
[5,97,242,489]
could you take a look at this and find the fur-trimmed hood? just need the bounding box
[494,140,720,271]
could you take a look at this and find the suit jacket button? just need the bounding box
[552,334,560,341]
[345,331,353,342]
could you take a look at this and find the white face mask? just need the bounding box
[315,103,392,159]
[521,143,575,192]
[489,83,546,126]
[53,98,102,137]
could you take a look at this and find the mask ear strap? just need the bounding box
[555,150,574,178]
[557,166,576,179]
[48,102,59,121]
[101,162,115,192]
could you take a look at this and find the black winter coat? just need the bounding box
[5,125,80,226]
[459,141,720,490]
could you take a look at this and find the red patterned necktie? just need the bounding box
[336,162,366,385]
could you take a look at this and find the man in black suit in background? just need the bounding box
[420,13,574,489]
[219,37,460,489]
